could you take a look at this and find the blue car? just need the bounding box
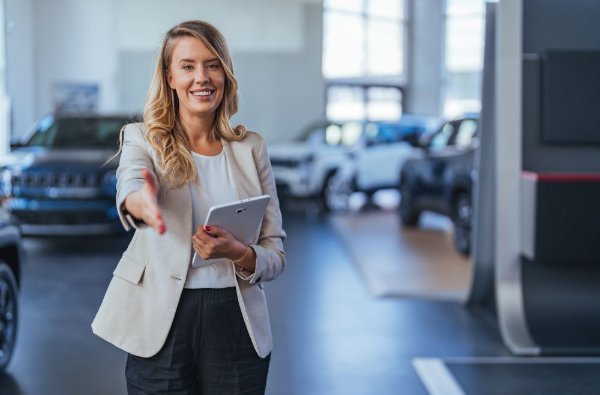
[0,113,135,236]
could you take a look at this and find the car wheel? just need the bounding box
[453,192,472,256]
[398,181,420,226]
[322,172,353,212]
[0,261,18,372]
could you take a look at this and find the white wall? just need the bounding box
[5,0,324,143]
[5,0,36,136]
[117,0,305,52]
[33,0,119,115]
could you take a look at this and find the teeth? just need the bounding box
[192,91,212,96]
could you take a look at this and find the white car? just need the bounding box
[269,121,362,210]
[349,115,442,192]
[269,116,441,211]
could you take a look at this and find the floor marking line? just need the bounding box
[412,358,466,395]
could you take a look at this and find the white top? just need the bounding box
[184,148,238,289]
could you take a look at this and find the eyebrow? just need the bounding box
[178,57,220,64]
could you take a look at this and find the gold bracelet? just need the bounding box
[232,245,249,264]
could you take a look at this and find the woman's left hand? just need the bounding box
[192,225,246,261]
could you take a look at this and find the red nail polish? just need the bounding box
[205,226,211,232]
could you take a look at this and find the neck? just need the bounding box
[179,110,217,144]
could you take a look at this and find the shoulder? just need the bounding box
[228,131,266,153]
[123,122,148,136]
[241,131,265,148]
[122,122,150,145]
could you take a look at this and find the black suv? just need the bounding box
[398,114,479,255]
[0,113,134,236]
[0,209,23,371]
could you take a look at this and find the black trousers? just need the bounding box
[125,287,270,395]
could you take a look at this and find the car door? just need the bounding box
[355,123,414,191]
[418,121,458,199]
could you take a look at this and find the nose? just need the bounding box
[194,69,209,84]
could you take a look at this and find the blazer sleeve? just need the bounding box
[115,123,157,231]
[236,135,287,285]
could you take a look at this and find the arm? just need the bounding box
[235,135,287,284]
[116,124,166,234]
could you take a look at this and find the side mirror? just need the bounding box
[9,141,22,150]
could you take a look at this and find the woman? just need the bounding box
[92,20,286,394]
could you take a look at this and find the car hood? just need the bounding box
[1,147,118,171]
[268,142,314,161]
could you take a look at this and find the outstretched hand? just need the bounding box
[124,168,166,234]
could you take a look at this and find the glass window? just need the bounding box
[454,119,478,148]
[323,0,406,79]
[327,86,366,121]
[367,0,404,19]
[325,0,363,13]
[323,12,364,78]
[366,87,402,120]
[340,122,364,145]
[443,0,485,118]
[327,85,402,122]
[430,122,455,149]
[26,117,128,149]
[367,19,403,76]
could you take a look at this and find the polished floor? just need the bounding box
[1,207,509,395]
[330,210,470,300]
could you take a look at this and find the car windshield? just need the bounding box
[296,122,362,146]
[24,117,128,149]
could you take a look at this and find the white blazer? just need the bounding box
[91,123,286,358]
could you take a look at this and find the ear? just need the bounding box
[166,69,175,89]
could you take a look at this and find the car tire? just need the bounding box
[0,261,18,372]
[398,181,421,226]
[322,172,353,212]
[453,192,472,256]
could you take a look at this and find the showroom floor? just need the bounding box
[1,205,597,395]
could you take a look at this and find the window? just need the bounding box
[323,0,406,80]
[326,85,402,122]
[323,0,406,122]
[454,119,478,148]
[443,0,485,118]
[430,122,455,150]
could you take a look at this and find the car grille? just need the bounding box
[8,171,110,199]
[12,171,102,188]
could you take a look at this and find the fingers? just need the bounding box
[149,211,166,235]
[203,225,226,237]
[141,168,158,196]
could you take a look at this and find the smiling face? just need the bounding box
[167,36,226,121]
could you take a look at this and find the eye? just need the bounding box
[182,64,193,71]
[208,63,220,70]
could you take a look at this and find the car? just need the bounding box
[269,115,441,211]
[0,113,136,236]
[268,120,362,210]
[327,114,442,209]
[0,209,24,372]
[398,114,479,255]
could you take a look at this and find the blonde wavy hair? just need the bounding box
[117,20,247,188]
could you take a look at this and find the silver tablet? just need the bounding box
[203,194,271,245]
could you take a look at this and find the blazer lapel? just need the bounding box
[222,139,262,199]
